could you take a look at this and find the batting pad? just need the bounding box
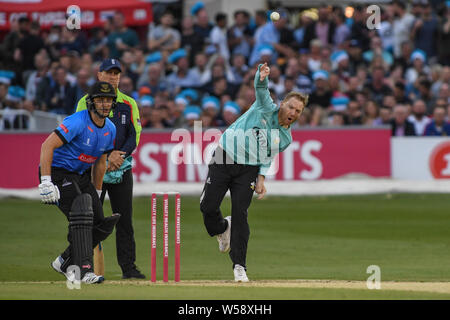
[69,193,94,278]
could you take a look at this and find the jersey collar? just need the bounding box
[88,109,106,128]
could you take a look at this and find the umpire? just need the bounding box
[200,63,307,282]
[76,59,144,279]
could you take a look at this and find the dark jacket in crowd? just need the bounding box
[391,119,417,136]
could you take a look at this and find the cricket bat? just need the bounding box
[93,242,105,276]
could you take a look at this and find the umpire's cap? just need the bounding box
[99,58,122,72]
[88,81,117,99]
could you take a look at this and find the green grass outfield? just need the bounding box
[1,193,450,300]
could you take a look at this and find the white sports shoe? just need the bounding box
[51,255,64,274]
[234,264,249,282]
[81,272,105,284]
[51,256,73,281]
[217,216,231,253]
[52,256,104,284]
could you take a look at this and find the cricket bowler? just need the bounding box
[200,62,307,282]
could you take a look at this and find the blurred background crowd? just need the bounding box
[0,0,449,136]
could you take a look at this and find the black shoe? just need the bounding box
[122,267,146,279]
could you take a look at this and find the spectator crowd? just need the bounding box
[0,0,449,136]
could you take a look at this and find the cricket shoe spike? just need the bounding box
[234,264,249,282]
[81,272,105,284]
[217,216,231,253]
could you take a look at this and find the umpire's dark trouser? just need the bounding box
[101,169,137,274]
[200,150,259,270]
[39,167,106,273]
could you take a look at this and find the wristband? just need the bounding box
[41,175,52,183]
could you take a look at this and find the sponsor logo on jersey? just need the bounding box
[62,179,72,187]
[104,131,110,136]
[83,137,92,147]
[78,153,98,164]
[87,125,93,132]
[59,124,69,133]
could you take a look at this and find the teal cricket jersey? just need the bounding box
[219,64,293,176]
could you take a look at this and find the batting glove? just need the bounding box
[39,176,60,204]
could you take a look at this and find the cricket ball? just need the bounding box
[270,11,280,21]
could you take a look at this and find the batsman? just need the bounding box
[39,82,120,284]
[200,63,307,282]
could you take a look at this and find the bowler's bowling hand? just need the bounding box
[259,62,270,82]
[108,150,126,171]
[255,175,266,200]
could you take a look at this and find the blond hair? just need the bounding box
[282,91,309,107]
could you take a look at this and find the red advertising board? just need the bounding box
[0,133,48,189]
[0,0,152,30]
[0,128,391,189]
